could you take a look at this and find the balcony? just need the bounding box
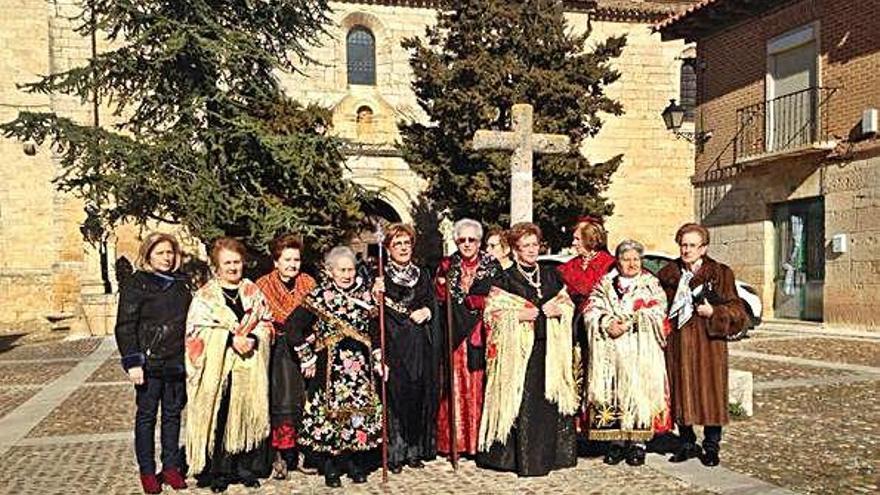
[734,87,838,165]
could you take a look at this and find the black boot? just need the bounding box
[603,443,627,465]
[669,442,701,463]
[700,448,720,467]
[626,444,646,466]
[324,458,342,488]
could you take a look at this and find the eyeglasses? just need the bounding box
[456,237,479,245]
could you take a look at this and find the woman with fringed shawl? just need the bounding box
[474,222,579,477]
[185,238,273,493]
[283,246,383,488]
[255,233,317,479]
[584,239,671,467]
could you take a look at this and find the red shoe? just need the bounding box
[139,473,162,494]
[161,466,188,490]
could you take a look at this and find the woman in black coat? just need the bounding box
[114,232,192,494]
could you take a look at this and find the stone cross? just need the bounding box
[472,103,569,224]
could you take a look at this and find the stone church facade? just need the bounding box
[0,0,696,333]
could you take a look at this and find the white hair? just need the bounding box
[453,218,483,240]
[324,245,357,269]
[615,239,645,259]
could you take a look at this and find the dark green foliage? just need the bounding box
[400,0,626,250]
[2,0,365,255]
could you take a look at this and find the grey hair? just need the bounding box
[324,245,357,269]
[615,239,645,259]
[453,218,483,240]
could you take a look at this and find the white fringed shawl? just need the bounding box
[479,287,578,450]
[184,278,272,474]
[584,270,668,435]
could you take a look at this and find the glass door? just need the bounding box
[773,197,824,321]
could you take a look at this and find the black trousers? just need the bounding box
[679,424,723,452]
[134,375,186,474]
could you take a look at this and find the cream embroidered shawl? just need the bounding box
[184,278,272,474]
[583,270,668,433]
[479,287,578,450]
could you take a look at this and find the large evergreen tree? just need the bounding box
[400,0,626,250]
[2,0,365,255]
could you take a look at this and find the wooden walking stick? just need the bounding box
[443,241,459,471]
[376,225,389,483]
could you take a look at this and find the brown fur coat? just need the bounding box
[657,257,747,426]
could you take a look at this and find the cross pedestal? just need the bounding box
[472,104,569,224]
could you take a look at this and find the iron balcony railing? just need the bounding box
[734,87,837,161]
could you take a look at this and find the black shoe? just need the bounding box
[669,443,701,463]
[324,474,342,488]
[210,480,228,493]
[350,472,368,484]
[603,444,627,465]
[407,459,425,469]
[700,449,720,467]
[625,446,646,466]
[389,463,403,474]
[241,477,260,488]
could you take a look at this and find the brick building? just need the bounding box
[1,0,696,333]
[659,0,880,329]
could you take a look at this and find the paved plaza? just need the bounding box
[0,324,877,495]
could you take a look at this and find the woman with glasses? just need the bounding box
[657,223,748,467]
[434,218,501,458]
[372,223,441,473]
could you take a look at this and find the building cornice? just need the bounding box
[657,0,793,42]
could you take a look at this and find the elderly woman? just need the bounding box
[284,246,383,488]
[485,227,513,269]
[114,233,191,494]
[475,222,578,477]
[434,218,501,457]
[255,234,317,479]
[186,237,273,493]
[584,239,671,467]
[658,223,748,467]
[373,223,441,472]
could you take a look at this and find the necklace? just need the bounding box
[516,262,542,299]
[222,288,240,304]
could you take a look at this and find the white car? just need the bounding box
[538,251,763,340]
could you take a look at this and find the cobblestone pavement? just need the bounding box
[0,326,877,494]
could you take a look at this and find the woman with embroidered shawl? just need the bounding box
[474,222,578,477]
[584,239,671,467]
[372,223,441,473]
[434,218,501,457]
[185,237,272,493]
[255,233,317,479]
[284,246,383,488]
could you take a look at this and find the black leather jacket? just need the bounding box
[114,271,192,373]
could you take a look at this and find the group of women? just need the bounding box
[115,217,745,494]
